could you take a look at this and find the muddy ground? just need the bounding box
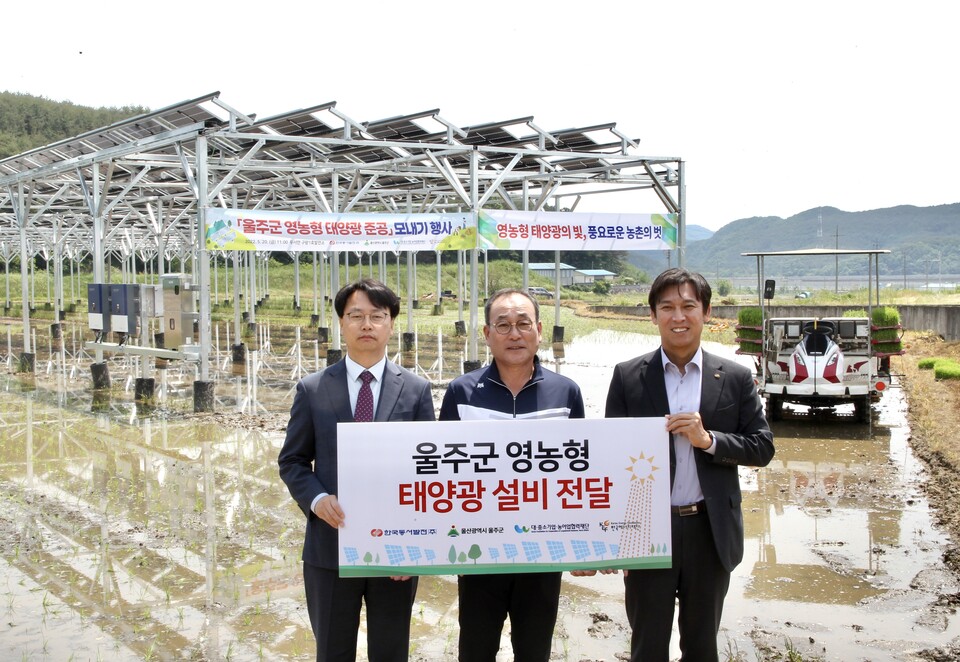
[3,326,960,660]
[197,331,960,662]
[895,333,960,661]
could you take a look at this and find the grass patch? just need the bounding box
[735,307,762,354]
[737,307,762,327]
[900,330,960,552]
[935,361,960,380]
[915,355,960,379]
[872,306,904,354]
[872,306,902,327]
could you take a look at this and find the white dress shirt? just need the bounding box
[310,355,387,513]
[661,347,712,507]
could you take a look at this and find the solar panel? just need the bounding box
[384,544,405,565]
[546,540,567,562]
[521,540,542,562]
[571,539,591,561]
[0,91,675,260]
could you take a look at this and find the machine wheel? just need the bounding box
[767,394,783,421]
[854,396,871,423]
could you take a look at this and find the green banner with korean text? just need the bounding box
[477,209,678,251]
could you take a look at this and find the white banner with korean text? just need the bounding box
[477,209,678,251]
[204,208,476,252]
[337,418,670,577]
[205,207,677,253]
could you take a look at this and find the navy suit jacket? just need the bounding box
[605,348,774,572]
[278,358,435,569]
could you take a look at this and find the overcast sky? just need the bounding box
[3,0,956,231]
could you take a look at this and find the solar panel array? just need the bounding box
[0,91,680,263]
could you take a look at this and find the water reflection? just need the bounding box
[0,324,957,660]
[1,320,489,418]
[545,330,960,659]
[745,419,895,605]
[0,391,313,660]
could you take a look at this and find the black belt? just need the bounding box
[671,500,705,517]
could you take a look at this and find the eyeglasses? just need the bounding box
[491,319,536,335]
[345,311,390,325]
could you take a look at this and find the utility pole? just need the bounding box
[926,253,942,292]
[835,226,840,293]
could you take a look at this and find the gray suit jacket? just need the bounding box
[278,359,435,569]
[605,348,774,572]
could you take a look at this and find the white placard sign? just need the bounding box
[336,418,671,577]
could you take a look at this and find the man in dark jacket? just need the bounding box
[279,279,435,662]
[439,288,584,662]
[606,268,774,662]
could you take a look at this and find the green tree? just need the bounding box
[0,91,148,159]
[467,544,482,564]
[592,280,611,295]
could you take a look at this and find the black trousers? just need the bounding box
[623,512,730,662]
[457,572,562,662]
[304,564,418,662]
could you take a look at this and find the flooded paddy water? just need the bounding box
[0,321,957,661]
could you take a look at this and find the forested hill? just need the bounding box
[0,91,148,159]
[630,204,960,278]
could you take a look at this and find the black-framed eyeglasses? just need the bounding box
[345,311,390,325]
[491,319,536,335]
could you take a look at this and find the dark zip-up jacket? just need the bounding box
[439,357,585,421]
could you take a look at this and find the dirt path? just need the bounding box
[4,324,960,661]
[199,328,960,661]
[892,332,960,660]
[899,333,960,550]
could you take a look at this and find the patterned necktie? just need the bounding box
[355,370,375,422]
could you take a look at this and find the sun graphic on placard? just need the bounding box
[625,452,659,483]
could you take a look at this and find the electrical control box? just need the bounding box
[161,274,196,349]
[140,284,164,318]
[110,284,141,336]
[87,283,111,333]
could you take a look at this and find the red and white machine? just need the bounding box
[762,316,882,422]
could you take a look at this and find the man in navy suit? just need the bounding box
[605,268,774,662]
[279,278,435,662]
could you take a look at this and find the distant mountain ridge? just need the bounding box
[685,224,714,242]
[628,203,960,277]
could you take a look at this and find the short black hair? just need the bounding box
[648,268,712,312]
[484,288,540,325]
[334,278,401,319]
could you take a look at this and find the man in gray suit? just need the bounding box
[605,268,774,662]
[279,278,435,662]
